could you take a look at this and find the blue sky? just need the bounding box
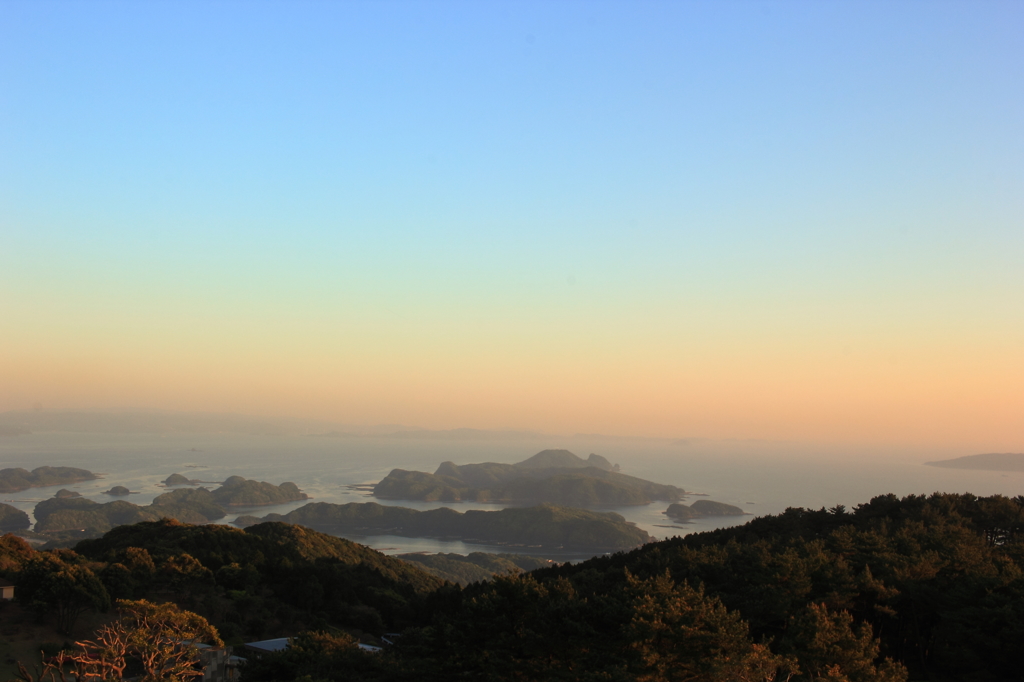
[1,1,1022,446]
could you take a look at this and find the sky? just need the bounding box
[1,1,1022,450]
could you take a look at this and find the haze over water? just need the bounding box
[2,427,1019,559]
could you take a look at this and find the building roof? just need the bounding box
[0,579,15,588]
[244,638,290,653]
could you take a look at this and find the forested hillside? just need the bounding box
[382,492,1022,681]
[2,492,1022,681]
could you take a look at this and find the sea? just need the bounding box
[1,431,1021,561]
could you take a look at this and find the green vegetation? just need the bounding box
[4,519,442,661]
[3,491,1023,681]
[0,466,96,493]
[210,475,308,506]
[242,492,1024,682]
[103,485,131,496]
[374,449,682,505]
[17,550,111,633]
[396,552,552,586]
[0,503,30,532]
[240,502,653,551]
[54,488,80,498]
[665,499,746,521]
[18,599,222,681]
[74,519,443,637]
[925,452,1024,471]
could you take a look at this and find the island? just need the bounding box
[924,453,1024,472]
[54,489,81,499]
[32,475,307,535]
[233,501,653,552]
[149,488,227,523]
[103,485,132,496]
[33,496,161,533]
[664,500,747,521]
[0,466,97,493]
[163,473,198,486]
[373,449,685,506]
[209,476,308,506]
[0,503,30,532]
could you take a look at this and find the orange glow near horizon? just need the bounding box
[2,2,1022,455]
[3,312,1021,450]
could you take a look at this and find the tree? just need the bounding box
[17,599,223,682]
[783,603,906,682]
[623,570,796,682]
[17,552,110,634]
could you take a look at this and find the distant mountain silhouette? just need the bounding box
[514,449,616,471]
[924,453,1024,472]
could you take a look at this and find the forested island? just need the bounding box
[2,492,1022,681]
[30,476,307,536]
[374,449,685,505]
[234,501,652,552]
[0,466,97,493]
[211,476,308,506]
[665,499,747,521]
[925,452,1024,472]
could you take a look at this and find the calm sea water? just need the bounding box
[1,432,1020,560]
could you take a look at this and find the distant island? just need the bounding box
[374,449,685,506]
[164,473,198,486]
[149,488,228,523]
[210,475,308,506]
[0,466,97,493]
[924,453,1024,472]
[664,500,747,522]
[31,475,306,534]
[234,501,653,552]
[103,485,132,496]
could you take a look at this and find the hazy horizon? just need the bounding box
[2,2,1022,455]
